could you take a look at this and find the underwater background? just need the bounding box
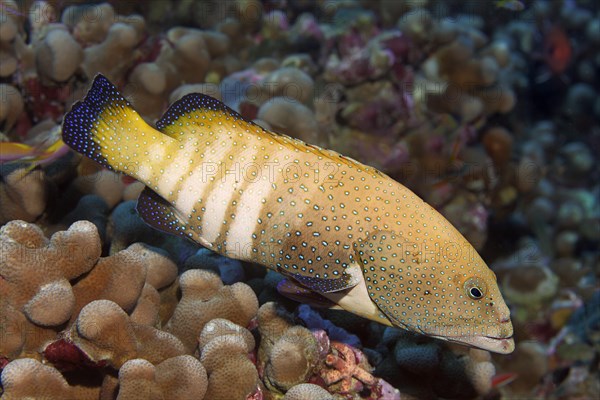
[0,0,598,399]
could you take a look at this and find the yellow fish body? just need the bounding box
[62,75,514,354]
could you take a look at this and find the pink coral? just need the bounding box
[321,342,377,393]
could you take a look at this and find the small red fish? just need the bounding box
[544,27,572,75]
[492,372,518,388]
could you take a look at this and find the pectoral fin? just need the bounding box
[282,269,360,294]
[136,187,212,248]
[276,278,343,309]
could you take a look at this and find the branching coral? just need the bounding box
[321,341,377,393]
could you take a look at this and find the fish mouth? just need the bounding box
[431,333,515,354]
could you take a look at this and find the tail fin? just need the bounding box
[62,74,150,172]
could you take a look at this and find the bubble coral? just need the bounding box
[256,302,294,358]
[69,169,125,209]
[0,1,20,78]
[496,341,548,394]
[157,27,211,88]
[124,62,168,120]
[464,348,496,396]
[170,82,222,103]
[198,318,255,352]
[116,355,208,400]
[164,269,259,353]
[482,126,513,170]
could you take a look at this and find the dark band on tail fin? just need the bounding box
[61,74,132,170]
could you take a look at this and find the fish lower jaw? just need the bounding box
[431,333,515,354]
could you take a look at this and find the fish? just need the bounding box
[543,26,571,76]
[491,372,518,388]
[0,132,70,168]
[61,74,515,354]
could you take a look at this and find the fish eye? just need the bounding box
[464,277,486,300]
[468,286,484,299]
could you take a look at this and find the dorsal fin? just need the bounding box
[155,93,258,139]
